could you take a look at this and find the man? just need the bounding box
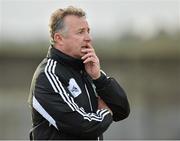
[28,6,130,140]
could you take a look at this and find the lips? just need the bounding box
[81,46,87,49]
[81,46,87,54]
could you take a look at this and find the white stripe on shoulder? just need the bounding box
[44,59,58,93]
[45,59,110,122]
[100,70,110,79]
[45,59,76,111]
[32,96,58,129]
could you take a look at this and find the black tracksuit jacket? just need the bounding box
[28,46,130,140]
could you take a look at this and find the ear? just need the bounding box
[54,33,63,45]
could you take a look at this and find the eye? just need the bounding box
[77,28,90,35]
[78,30,84,34]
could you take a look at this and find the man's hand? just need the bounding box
[98,97,113,115]
[81,43,101,80]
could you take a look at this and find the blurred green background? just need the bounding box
[0,0,180,139]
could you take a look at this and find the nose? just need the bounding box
[84,32,92,43]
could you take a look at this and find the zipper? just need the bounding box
[82,71,100,140]
[84,84,93,111]
[85,83,100,140]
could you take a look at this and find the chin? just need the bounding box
[73,54,82,59]
[79,53,85,57]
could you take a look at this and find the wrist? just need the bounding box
[93,71,109,89]
[92,72,101,80]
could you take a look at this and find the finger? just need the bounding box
[81,48,94,53]
[82,53,99,63]
[87,43,94,49]
[83,56,97,64]
[81,52,95,60]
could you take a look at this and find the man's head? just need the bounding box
[49,6,92,59]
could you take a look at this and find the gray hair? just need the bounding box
[49,6,86,44]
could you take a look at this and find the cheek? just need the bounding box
[73,35,83,44]
[73,39,83,51]
[66,35,83,51]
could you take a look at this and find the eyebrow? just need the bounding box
[78,27,90,33]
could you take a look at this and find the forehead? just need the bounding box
[63,15,89,30]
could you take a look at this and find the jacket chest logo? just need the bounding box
[67,78,82,98]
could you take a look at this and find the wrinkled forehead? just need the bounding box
[63,15,89,30]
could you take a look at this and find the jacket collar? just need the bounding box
[47,45,85,71]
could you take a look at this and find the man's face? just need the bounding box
[61,15,92,59]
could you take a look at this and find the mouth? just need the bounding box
[81,46,87,49]
[81,46,88,55]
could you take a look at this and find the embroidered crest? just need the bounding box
[67,78,82,98]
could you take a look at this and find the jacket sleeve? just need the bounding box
[32,71,113,139]
[93,71,130,121]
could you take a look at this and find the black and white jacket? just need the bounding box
[28,46,130,140]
